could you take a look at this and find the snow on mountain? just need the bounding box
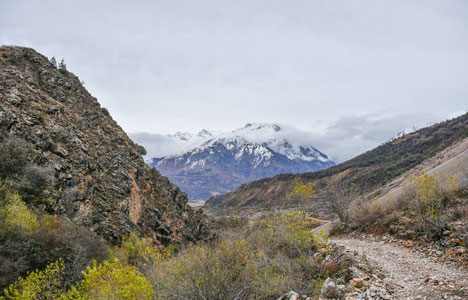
[145,123,335,201]
[390,125,418,141]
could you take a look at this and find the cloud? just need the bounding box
[1,0,467,135]
[307,113,439,162]
[128,132,186,159]
[130,111,460,163]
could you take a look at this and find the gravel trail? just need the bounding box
[333,237,468,300]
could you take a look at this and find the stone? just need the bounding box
[321,278,344,299]
[405,240,414,248]
[54,146,69,157]
[277,290,299,300]
[349,278,366,290]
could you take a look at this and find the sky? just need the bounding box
[1,0,467,162]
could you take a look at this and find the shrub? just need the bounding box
[17,167,53,204]
[211,215,248,232]
[286,180,315,212]
[146,211,333,299]
[65,258,154,300]
[135,144,147,156]
[409,172,457,239]
[249,211,327,258]
[0,183,108,291]
[149,239,264,300]
[0,187,39,235]
[0,138,28,180]
[0,137,53,203]
[3,259,66,300]
[114,232,173,273]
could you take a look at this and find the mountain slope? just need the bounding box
[0,46,210,244]
[148,123,335,200]
[205,113,468,214]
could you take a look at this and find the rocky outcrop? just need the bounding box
[0,46,210,244]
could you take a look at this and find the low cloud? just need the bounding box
[129,132,187,159]
[308,113,441,162]
[129,112,462,163]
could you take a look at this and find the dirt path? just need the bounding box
[332,237,468,300]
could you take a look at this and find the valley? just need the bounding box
[0,45,466,299]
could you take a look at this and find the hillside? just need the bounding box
[144,123,334,200]
[205,113,468,214]
[0,46,210,245]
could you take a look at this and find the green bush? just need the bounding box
[2,259,66,300]
[0,137,53,203]
[0,138,28,180]
[144,211,334,299]
[0,184,108,291]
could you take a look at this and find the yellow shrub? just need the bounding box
[3,259,66,300]
[65,258,154,300]
[410,172,452,220]
[150,239,265,299]
[286,180,316,211]
[0,190,39,234]
[408,172,458,239]
[258,211,328,256]
[114,232,173,272]
[287,181,315,200]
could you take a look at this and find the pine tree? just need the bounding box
[50,56,57,68]
[58,59,67,72]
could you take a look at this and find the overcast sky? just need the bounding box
[1,0,467,161]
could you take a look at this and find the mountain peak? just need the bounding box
[240,122,281,132]
[146,123,335,201]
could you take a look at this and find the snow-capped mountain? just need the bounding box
[146,123,335,201]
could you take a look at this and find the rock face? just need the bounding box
[0,46,210,244]
[143,123,335,201]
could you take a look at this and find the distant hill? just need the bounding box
[146,123,335,201]
[205,113,468,215]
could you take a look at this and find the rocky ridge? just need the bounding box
[0,46,210,244]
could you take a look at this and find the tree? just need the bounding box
[320,181,359,226]
[50,56,57,68]
[135,144,147,156]
[286,179,316,213]
[58,59,67,72]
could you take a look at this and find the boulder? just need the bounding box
[321,277,345,299]
[277,290,299,300]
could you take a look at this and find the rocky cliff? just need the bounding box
[0,46,210,244]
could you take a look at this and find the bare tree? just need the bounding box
[322,181,360,226]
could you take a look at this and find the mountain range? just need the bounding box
[147,123,335,201]
[205,113,468,216]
